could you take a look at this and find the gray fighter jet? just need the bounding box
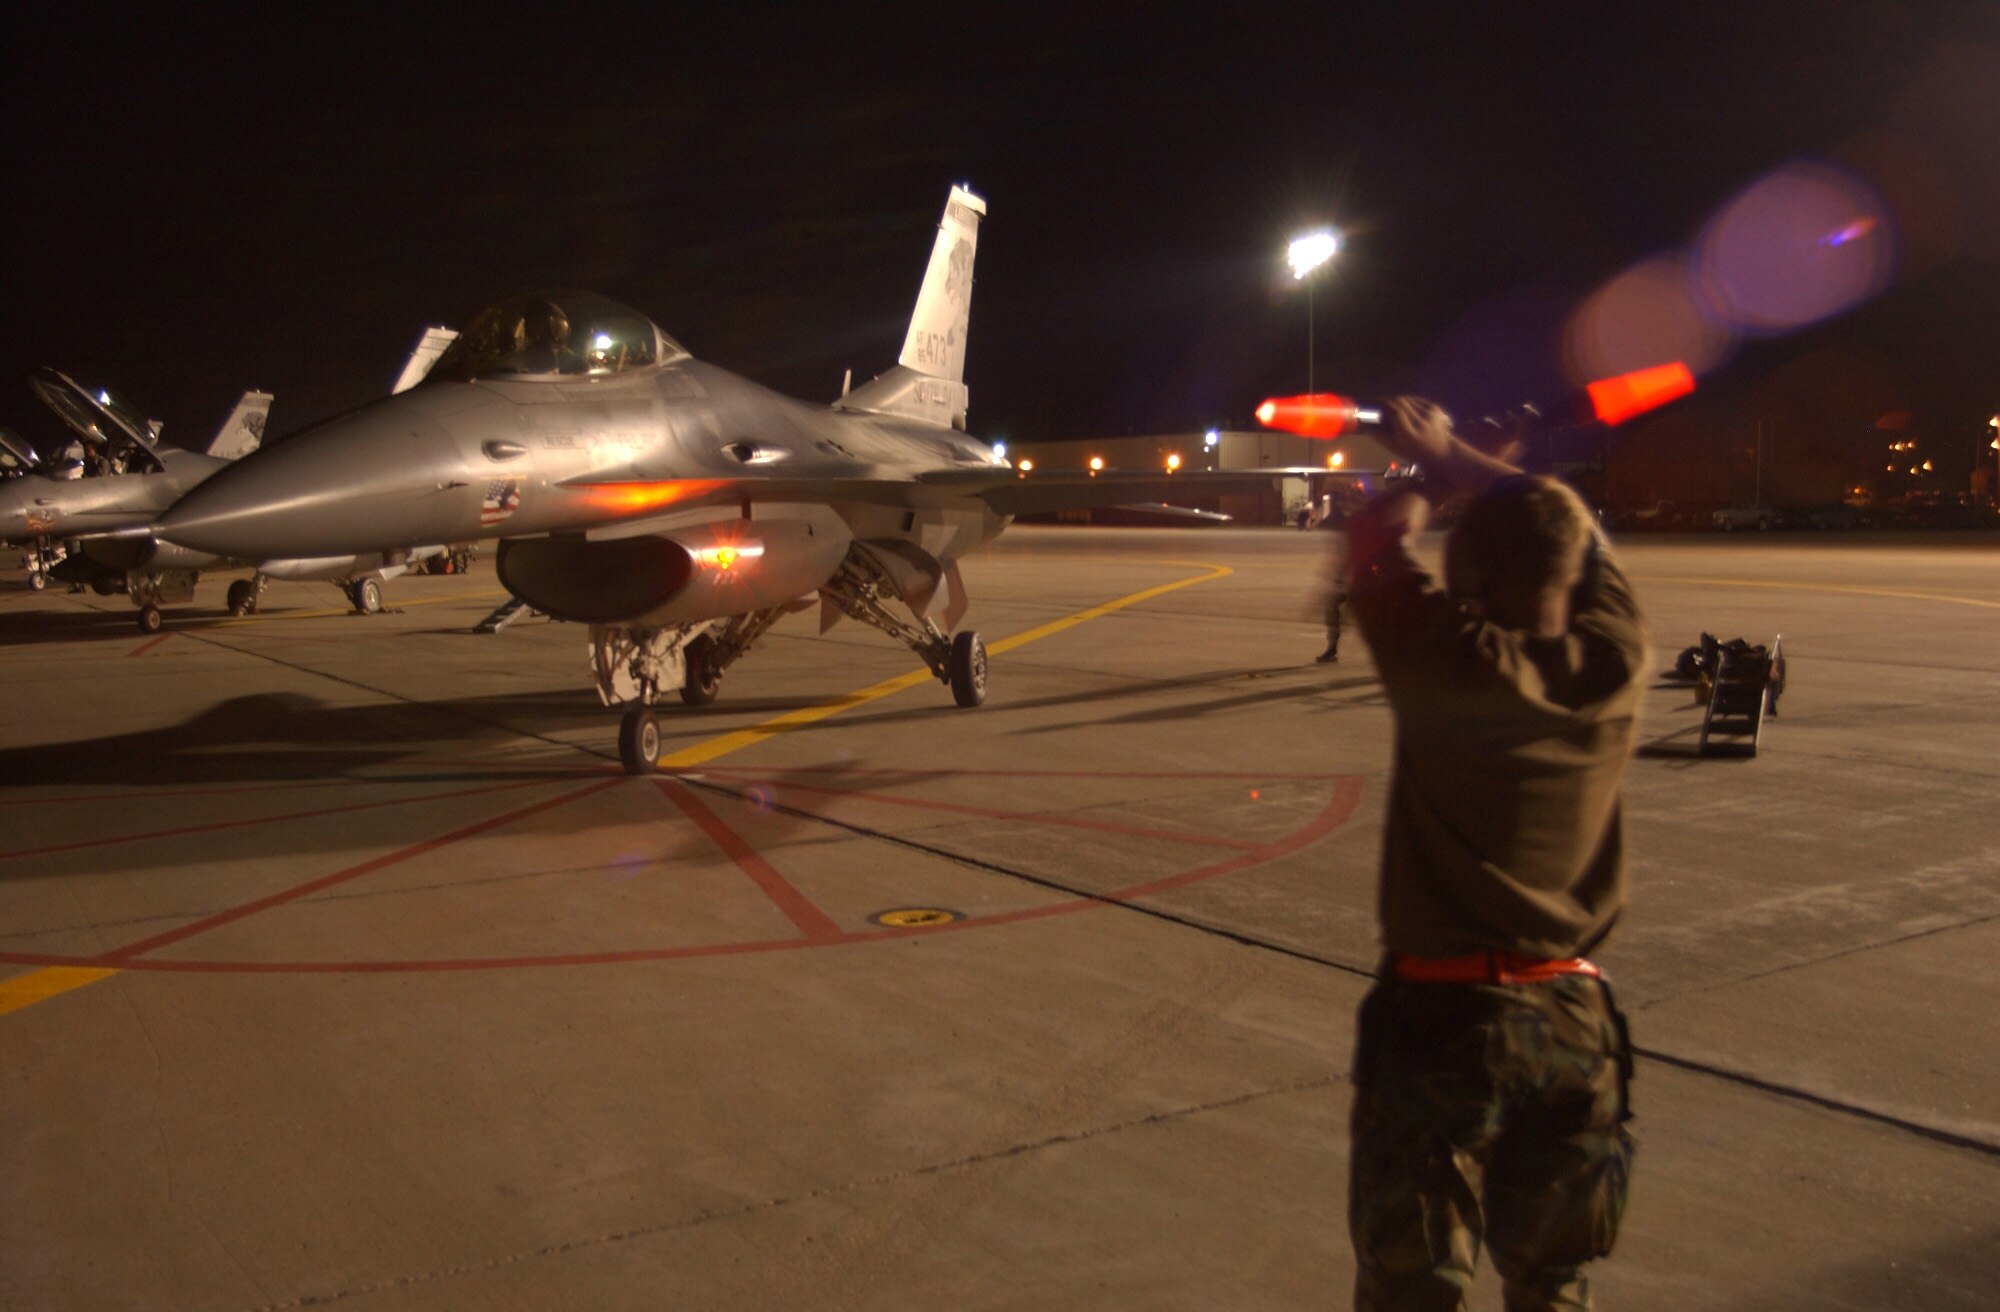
[158,188,1347,770]
[1,373,269,606]
[3,362,454,628]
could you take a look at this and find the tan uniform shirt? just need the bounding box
[1348,517,1648,959]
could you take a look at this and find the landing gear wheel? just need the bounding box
[27,572,47,592]
[948,630,988,708]
[227,579,256,616]
[137,604,163,635]
[680,634,721,706]
[618,707,661,774]
[351,578,383,614]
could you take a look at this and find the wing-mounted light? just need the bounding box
[691,541,765,571]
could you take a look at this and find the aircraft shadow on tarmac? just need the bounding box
[0,689,621,791]
[0,600,393,647]
[1009,668,1385,735]
[0,604,219,647]
[748,662,1388,742]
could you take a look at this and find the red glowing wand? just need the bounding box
[1255,361,1696,439]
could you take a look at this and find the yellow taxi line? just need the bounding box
[0,967,119,1017]
[1645,576,2000,612]
[6,562,1233,1013]
[660,563,1232,767]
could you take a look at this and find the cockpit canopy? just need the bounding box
[29,367,156,453]
[429,292,688,381]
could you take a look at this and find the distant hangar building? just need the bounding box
[1002,429,1398,526]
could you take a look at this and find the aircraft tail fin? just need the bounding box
[393,327,461,395]
[899,186,983,385]
[206,391,273,459]
[837,186,984,430]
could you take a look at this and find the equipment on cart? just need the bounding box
[1669,633,1786,756]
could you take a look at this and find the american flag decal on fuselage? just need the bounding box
[481,478,522,527]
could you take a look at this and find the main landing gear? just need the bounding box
[227,575,266,617]
[821,546,986,708]
[947,630,987,708]
[225,573,390,619]
[598,545,989,775]
[128,569,196,632]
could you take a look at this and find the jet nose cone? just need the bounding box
[159,404,473,559]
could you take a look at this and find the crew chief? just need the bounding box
[1344,397,1646,1311]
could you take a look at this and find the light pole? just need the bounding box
[1287,229,1341,393]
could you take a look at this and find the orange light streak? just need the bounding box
[569,479,728,514]
[1254,393,1361,438]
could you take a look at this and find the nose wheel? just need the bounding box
[137,604,164,634]
[619,707,662,775]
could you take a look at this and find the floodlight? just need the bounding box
[1287,230,1340,281]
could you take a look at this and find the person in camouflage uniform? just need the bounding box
[1343,398,1647,1310]
[1349,976,1634,1310]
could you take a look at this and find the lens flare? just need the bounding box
[1694,162,1897,335]
[1564,254,1729,383]
[1819,217,1878,247]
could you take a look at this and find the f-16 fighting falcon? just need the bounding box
[159,187,1353,772]
[1,363,455,630]
[0,371,270,613]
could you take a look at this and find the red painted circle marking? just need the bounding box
[0,769,1363,975]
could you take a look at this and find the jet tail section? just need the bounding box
[837,186,984,430]
[393,327,460,395]
[205,391,273,459]
[836,365,969,430]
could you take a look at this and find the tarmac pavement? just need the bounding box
[2,527,1995,1309]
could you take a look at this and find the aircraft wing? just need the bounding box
[968,467,1377,517]
[559,474,981,524]
[561,466,1377,530]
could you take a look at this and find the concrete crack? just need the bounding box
[242,1075,1340,1310]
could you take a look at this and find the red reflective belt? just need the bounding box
[1390,950,1602,985]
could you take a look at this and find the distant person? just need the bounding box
[1343,397,1646,1311]
[1316,500,1348,663]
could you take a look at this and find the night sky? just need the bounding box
[4,4,1995,480]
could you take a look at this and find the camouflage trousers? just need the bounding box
[1348,972,1635,1311]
